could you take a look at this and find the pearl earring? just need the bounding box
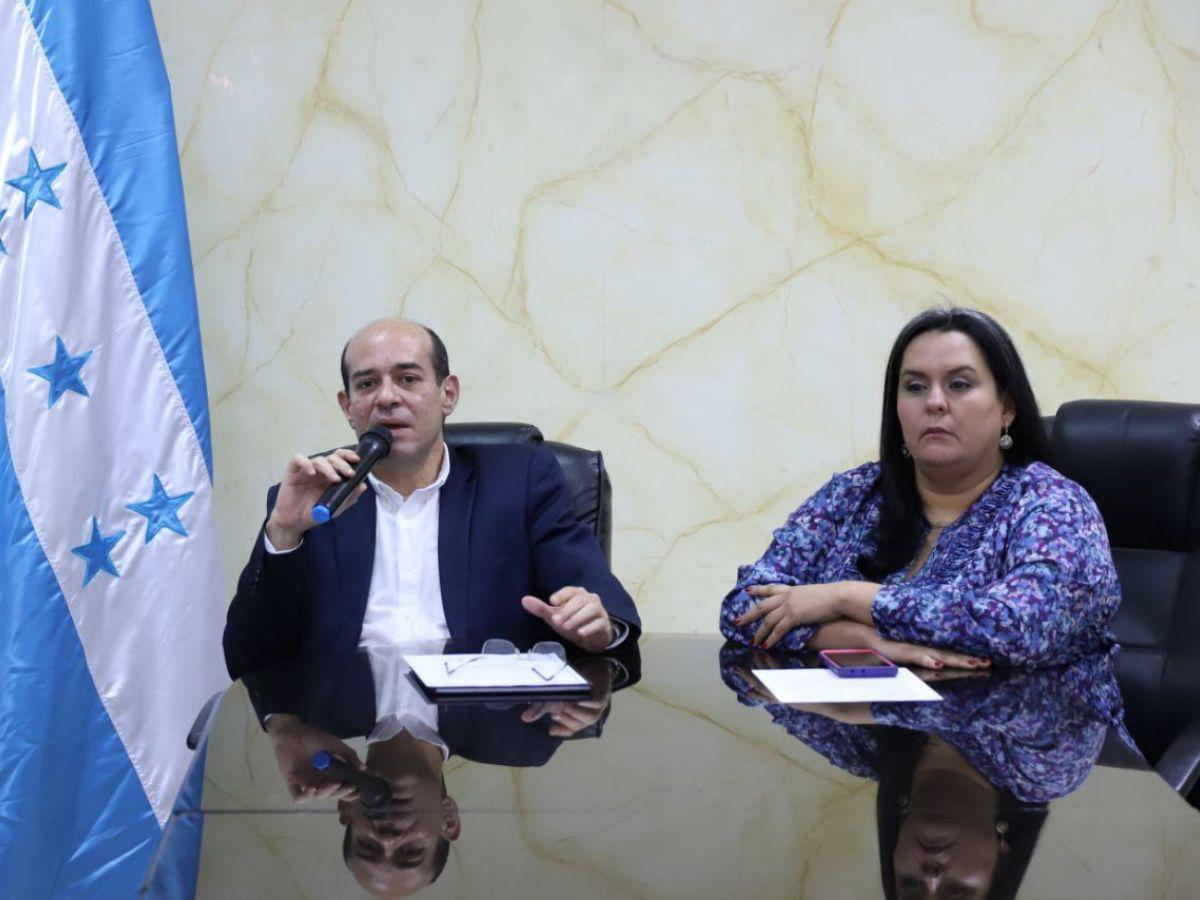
[999,424,1013,451]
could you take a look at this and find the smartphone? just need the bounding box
[818,648,898,678]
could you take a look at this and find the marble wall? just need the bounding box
[151,0,1200,631]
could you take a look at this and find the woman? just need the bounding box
[720,307,1119,667]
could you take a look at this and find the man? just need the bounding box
[223,318,640,679]
[249,638,641,896]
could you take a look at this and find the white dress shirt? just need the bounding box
[365,643,449,755]
[356,451,452,649]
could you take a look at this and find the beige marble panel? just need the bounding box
[151,0,1200,630]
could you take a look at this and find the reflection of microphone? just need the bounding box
[311,426,393,524]
[311,751,390,809]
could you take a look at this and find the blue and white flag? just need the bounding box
[0,1,227,895]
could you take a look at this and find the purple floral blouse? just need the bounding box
[719,461,1120,667]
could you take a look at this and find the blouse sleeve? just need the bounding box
[872,480,1120,667]
[719,468,873,649]
[766,708,881,780]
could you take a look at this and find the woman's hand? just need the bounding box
[736,584,843,649]
[811,619,990,671]
[873,634,989,671]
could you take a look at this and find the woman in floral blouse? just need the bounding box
[720,307,1120,668]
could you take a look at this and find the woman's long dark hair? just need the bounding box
[857,308,1051,580]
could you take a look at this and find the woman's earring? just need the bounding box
[900,445,911,459]
[995,818,1009,852]
[999,424,1013,451]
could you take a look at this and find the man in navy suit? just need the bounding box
[224,318,640,679]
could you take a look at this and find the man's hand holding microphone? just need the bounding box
[265,427,392,551]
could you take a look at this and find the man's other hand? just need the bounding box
[520,656,613,737]
[265,448,368,550]
[521,587,613,652]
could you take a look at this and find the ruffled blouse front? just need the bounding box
[719,461,1120,667]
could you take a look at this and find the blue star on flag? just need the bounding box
[0,207,7,255]
[127,474,194,543]
[6,149,66,218]
[71,517,125,587]
[28,336,93,407]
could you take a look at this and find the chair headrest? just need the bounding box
[444,422,543,446]
[1049,400,1200,551]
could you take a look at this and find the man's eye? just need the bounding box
[355,837,382,861]
[356,380,375,390]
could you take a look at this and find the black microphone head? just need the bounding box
[359,425,393,453]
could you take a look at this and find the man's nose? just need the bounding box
[374,378,402,407]
[373,815,417,837]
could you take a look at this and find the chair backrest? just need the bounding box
[1045,400,1200,761]
[443,422,613,563]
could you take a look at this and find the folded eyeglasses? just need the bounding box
[443,638,568,681]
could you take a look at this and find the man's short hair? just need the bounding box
[340,323,450,392]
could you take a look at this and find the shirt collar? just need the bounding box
[367,443,451,505]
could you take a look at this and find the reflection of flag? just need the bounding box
[0,1,226,895]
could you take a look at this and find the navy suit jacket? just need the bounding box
[243,644,642,768]
[224,444,640,679]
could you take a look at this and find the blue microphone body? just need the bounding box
[311,426,393,524]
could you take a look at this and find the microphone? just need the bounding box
[311,751,391,810]
[311,425,393,524]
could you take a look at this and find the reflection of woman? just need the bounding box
[721,307,1119,667]
[877,728,1047,900]
[720,649,1128,899]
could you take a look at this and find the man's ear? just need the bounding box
[337,799,352,826]
[337,389,352,423]
[440,375,460,419]
[441,796,462,841]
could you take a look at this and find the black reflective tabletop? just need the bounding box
[146,637,1200,899]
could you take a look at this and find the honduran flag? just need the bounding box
[0,0,227,895]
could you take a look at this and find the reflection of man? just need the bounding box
[337,659,461,897]
[261,689,460,897]
[251,642,639,897]
[223,318,640,678]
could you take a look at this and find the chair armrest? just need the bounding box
[186,690,226,750]
[1155,716,1200,796]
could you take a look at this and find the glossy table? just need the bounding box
[145,636,1200,899]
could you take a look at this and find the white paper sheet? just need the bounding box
[404,653,589,691]
[752,667,943,704]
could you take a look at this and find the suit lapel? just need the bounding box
[332,488,377,649]
[439,447,476,638]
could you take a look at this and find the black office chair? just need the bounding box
[1044,400,1200,802]
[444,422,613,563]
